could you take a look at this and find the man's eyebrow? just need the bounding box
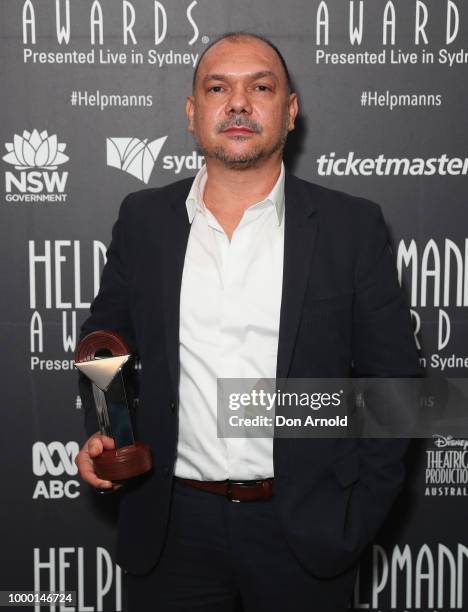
[202,70,278,83]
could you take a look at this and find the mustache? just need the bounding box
[217,116,263,134]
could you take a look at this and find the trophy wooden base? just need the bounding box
[93,441,152,482]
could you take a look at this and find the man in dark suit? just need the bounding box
[76,32,420,611]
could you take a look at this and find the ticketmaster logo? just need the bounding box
[317,152,468,176]
[106,136,167,183]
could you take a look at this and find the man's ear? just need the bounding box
[287,93,299,132]
[186,95,195,133]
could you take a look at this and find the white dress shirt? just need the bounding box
[174,162,285,480]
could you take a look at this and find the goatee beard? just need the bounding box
[195,129,288,171]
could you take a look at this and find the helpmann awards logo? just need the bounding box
[3,129,69,202]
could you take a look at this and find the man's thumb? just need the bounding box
[101,435,116,450]
[88,438,104,457]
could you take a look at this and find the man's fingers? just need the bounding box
[100,435,116,450]
[87,439,103,457]
[75,435,115,489]
[75,433,122,491]
[76,452,113,488]
[88,434,115,457]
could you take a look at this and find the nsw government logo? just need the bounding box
[3,129,69,203]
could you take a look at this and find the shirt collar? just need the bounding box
[185,161,285,226]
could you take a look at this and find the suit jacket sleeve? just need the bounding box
[78,193,138,439]
[351,201,421,540]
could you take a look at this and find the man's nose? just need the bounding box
[224,86,252,115]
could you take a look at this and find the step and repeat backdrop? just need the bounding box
[1,1,467,610]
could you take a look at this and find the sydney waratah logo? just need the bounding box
[106,136,167,184]
[3,129,69,203]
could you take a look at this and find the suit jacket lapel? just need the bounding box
[162,188,191,397]
[276,172,318,380]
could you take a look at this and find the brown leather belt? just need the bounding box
[176,477,274,502]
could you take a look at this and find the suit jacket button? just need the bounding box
[162,465,171,477]
[169,400,176,413]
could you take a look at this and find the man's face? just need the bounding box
[186,37,298,170]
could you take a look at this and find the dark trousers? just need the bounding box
[123,478,358,612]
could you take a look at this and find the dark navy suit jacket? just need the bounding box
[79,171,420,578]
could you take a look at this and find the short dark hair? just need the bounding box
[192,31,293,94]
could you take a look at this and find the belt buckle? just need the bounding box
[226,479,260,503]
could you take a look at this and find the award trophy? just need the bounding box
[74,330,152,482]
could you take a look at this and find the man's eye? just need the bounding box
[255,85,271,92]
[208,86,224,93]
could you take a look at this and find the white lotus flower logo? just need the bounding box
[2,129,69,170]
[106,136,168,184]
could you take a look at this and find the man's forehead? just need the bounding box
[197,38,283,79]
[203,69,278,83]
